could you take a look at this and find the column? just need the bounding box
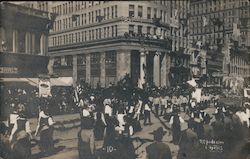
[73,55,77,87]
[40,33,46,55]
[100,52,106,87]
[44,34,48,55]
[12,29,18,53]
[25,32,31,53]
[140,48,147,87]
[31,33,35,54]
[153,51,160,87]
[86,53,91,84]
[48,57,54,75]
[166,54,171,87]
[117,50,131,80]
[161,52,167,87]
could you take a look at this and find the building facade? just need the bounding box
[0,2,52,78]
[189,0,250,86]
[47,1,175,88]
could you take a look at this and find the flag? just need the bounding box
[202,16,208,27]
[174,9,178,19]
[232,23,240,41]
[187,78,197,87]
[138,78,143,89]
[196,41,202,48]
[74,89,79,103]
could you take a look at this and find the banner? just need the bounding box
[39,78,51,97]
[192,88,202,103]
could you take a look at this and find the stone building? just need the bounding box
[47,1,175,88]
[0,2,53,78]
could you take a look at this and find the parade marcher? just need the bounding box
[35,105,55,156]
[181,95,188,113]
[78,108,96,159]
[160,95,167,116]
[152,94,160,117]
[93,110,107,140]
[143,101,152,126]
[9,104,32,159]
[169,109,184,145]
[8,104,18,135]
[145,127,172,159]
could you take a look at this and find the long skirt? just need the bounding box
[40,127,54,154]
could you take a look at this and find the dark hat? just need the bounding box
[150,127,167,138]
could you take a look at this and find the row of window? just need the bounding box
[52,1,109,16]
[191,1,249,16]
[52,25,118,46]
[53,51,116,66]
[53,5,118,32]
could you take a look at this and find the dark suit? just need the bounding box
[146,142,172,159]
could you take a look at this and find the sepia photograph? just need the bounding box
[0,1,249,159]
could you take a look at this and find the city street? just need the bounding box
[29,107,216,159]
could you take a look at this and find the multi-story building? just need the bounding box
[189,0,250,86]
[0,2,52,78]
[47,1,175,88]
[168,0,191,85]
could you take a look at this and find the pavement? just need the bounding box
[27,107,217,159]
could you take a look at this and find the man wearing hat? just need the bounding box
[145,127,172,159]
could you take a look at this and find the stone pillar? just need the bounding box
[40,33,45,55]
[13,30,18,53]
[73,55,77,87]
[153,51,161,87]
[31,33,35,54]
[44,34,48,55]
[140,48,147,86]
[86,53,91,84]
[166,54,171,87]
[161,52,167,87]
[25,32,31,53]
[117,50,131,81]
[47,57,54,75]
[100,52,106,87]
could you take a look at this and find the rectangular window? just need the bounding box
[147,7,151,19]
[111,6,114,18]
[112,26,114,37]
[77,54,86,65]
[89,30,91,40]
[153,8,157,18]
[138,25,143,34]
[129,25,134,34]
[129,5,135,17]
[107,7,110,19]
[65,55,73,66]
[104,8,106,20]
[147,26,151,34]
[104,27,106,38]
[115,25,117,37]
[99,28,101,39]
[115,5,118,17]
[138,6,143,18]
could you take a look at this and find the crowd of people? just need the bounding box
[0,84,76,120]
[0,75,249,159]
